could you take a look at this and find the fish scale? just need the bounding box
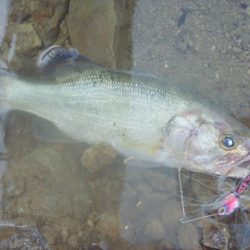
[5,69,189,158]
[1,45,250,177]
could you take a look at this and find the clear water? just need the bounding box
[0,0,249,249]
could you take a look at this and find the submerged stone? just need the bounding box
[0,224,49,250]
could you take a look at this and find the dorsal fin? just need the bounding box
[37,45,79,68]
[36,45,104,78]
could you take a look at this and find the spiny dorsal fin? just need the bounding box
[36,45,104,78]
[37,45,79,68]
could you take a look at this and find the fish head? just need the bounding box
[164,108,250,177]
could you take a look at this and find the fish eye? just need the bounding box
[220,134,237,150]
[218,206,227,215]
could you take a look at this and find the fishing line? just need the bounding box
[178,162,186,218]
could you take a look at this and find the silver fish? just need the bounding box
[1,45,250,177]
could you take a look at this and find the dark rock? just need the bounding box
[202,221,230,250]
[0,224,49,250]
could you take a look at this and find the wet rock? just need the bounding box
[88,241,109,250]
[158,239,176,250]
[3,172,25,199]
[133,180,153,195]
[40,217,86,249]
[144,219,167,240]
[178,223,202,250]
[1,0,69,71]
[81,144,118,174]
[4,144,91,220]
[9,23,42,55]
[31,0,69,47]
[68,0,125,68]
[121,183,137,199]
[142,168,177,193]
[0,224,49,250]
[161,198,182,231]
[120,193,164,231]
[123,166,145,183]
[96,213,120,238]
[202,221,230,250]
[9,0,69,47]
[55,18,70,46]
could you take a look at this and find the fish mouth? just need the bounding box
[238,159,250,169]
[237,153,250,169]
[228,153,250,178]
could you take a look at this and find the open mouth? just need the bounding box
[237,153,250,169]
[228,154,250,178]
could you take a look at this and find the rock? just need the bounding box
[88,241,109,250]
[10,0,69,47]
[142,168,177,193]
[161,198,182,230]
[68,0,125,68]
[40,217,85,249]
[158,239,176,250]
[3,144,91,220]
[133,180,153,195]
[11,23,42,54]
[178,223,202,250]
[138,192,167,217]
[55,18,70,46]
[144,219,167,240]
[1,0,69,71]
[96,213,120,238]
[202,221,230,250]
[0,224,49,250]
[81,144,118,174]
[3,172,25,199]
[121,183,137,199]
[31,0,69,47]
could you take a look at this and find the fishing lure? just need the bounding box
[216,174,250,217]
[179,173,250,223]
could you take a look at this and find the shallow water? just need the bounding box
[0,0,249,249]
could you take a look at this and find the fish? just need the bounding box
[0,45,250,177]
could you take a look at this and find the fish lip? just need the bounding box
[237,153,250,169]
[220,153,250,178]
[228,153,250,177]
